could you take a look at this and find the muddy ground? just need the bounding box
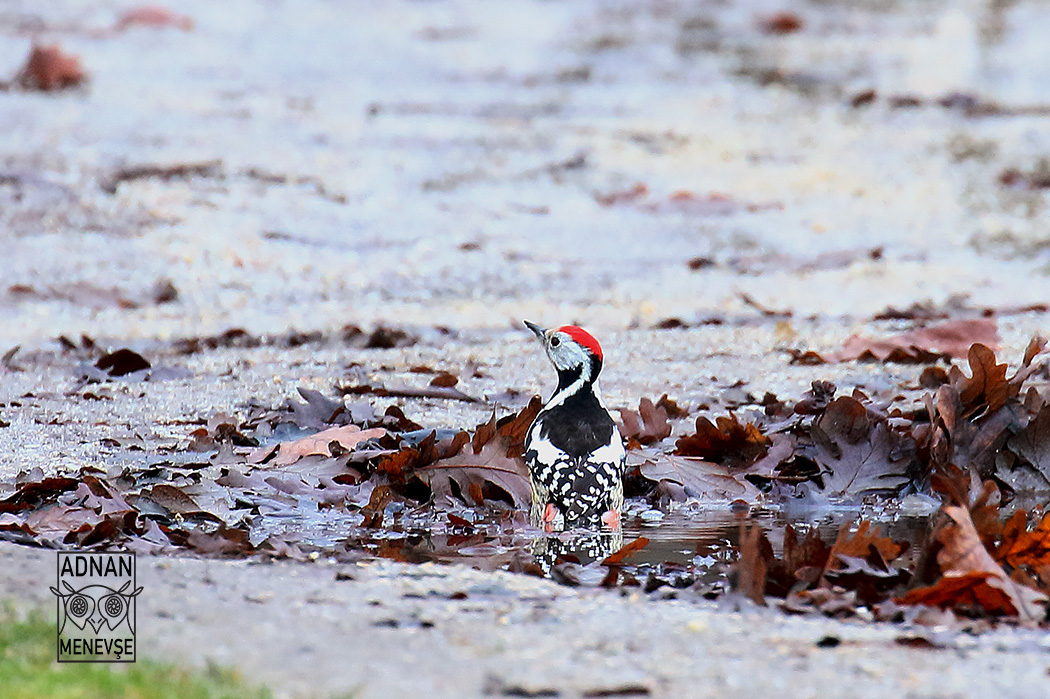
[3,0,1050,696]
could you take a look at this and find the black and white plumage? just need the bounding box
[522,321,626,531]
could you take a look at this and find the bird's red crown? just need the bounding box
[557,325,602,360]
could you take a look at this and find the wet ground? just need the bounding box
[3,0,1050,696]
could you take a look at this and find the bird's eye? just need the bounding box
[550,336,560,347]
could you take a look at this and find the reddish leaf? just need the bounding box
[896,572,1018,616]
[601,537,650,566]
[925,501,1047,620]
[733,526,770,605]
[17,45,85,91]
[417,439,530,507]
[830,319,999,363]
[177,525,254,556]
[953,343,1014,411]
[254,425,386,466]
[819,520,906,588]
[996,510,1050,575]
[673,414,768,468]
[429,372,458,388]
[116,6,195,31]
[758,12,804,34]
[595,183,648,207]
[0,477,79,513]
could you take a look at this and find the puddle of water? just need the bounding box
[246,495,935,588]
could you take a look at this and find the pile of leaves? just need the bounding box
[626,338,1050,507]
[731,465,1049,625]
[0,387,544,558]
[3,336,1050,627]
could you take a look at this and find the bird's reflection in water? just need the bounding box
[530,529,623,574]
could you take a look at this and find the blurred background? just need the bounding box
[2,0,1049,350]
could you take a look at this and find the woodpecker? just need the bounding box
[522,321,626,531]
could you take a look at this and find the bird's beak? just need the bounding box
[523,320,546,340]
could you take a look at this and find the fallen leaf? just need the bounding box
[916,500,1047,620]
[0,477,79,513]
[953,343,1013,412]
[765,525,831,596]
[830,319,999,363]
[872,300,953,321]
[793,380,837,415]
[819,520,906,589]
[601,537,650,566]
[733,526,770,605]
[429,372,458,388]
[655,394,686,418]
[808,397,912,495]
[781,587,859,617]
[896,571,1018,615]
[362,326,416,349]
[137,484,202,517]
[928,384,1026,481]
[387,399,541,507]
[617,397,671,446]
[96,348,151,377]
[673,414,768,468]
[116,5,194,31]
[757,12,804,34]
[630,452,760,501]
[1000,404,1050,491]
[995,510,1050,578]
[417,440,530,507]
[595,183,648,207]
[100,160,222,195]
[17,45,85,91]
[172,524,254,556]
[260,425,386,467]
[340,379,478,403]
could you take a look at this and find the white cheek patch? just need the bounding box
[549,340,591,375]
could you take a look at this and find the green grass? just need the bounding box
[0,607,271,699]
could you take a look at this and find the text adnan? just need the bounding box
[60,554,133,578]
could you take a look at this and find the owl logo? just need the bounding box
[50,579,143,635]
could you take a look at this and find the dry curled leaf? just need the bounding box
[896,571,1019,616]
[417,439,531,507]
[96,348,151,377]
[902,499,1047,620]
[17,45,85,91]
[673,414,768,468]
[819,520,906,589]
[733,526,770,605]
[406,398,542,507]
[996,510,1050,575]
[808,397,912,495]
[617,397,671,447]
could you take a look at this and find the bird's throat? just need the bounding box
[555,365,584,393]
[554,355,602,393]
